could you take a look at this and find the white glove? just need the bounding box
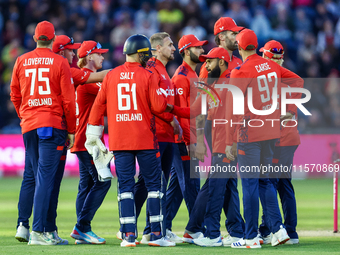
[93,145,114,182]
[85,124,107,155]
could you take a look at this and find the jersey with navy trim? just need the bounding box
[225,54,304,145]
[88,62,167,151]
[199,49,242,121]
[10,48,76,134]
[147,58,175,143]
[71,68,105,152]
[172,61,198,145]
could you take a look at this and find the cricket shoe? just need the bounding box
[15,222,29,242]
[75,240,91,244]
[257,234,263,244]
[120,232,136,247]
[70,226,106,244]
[193,236,222,247]
[45,230,68,245]
[148,233,176,247]
[117,230,140,245]
[257,233,272,244]
[28,231,56,245]
[222,235,244,246]
[182,230,203,244]
[140,233,150,244]
[166,229,183,243]
[116,230,122,240]
[285,238,299,244]
[271,226,290,246]
[231,236,261,248]
[272,226,290,246]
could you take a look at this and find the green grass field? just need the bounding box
[0,177,339,254]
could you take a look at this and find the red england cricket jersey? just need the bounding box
[199,50,242,121]
[172,61,199,145]
[209,70,232,154]
[225,54,303,145]
[71,68,105,152]
[277,83,301,146]
[10,48,76,134]
[70,67,91,88]
[147,58,175,143]
[88,62,167,151]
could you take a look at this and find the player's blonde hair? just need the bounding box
[77,56,88,69]
[263,54,284,66]
[150,32,170,49]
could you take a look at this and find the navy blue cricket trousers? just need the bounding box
[18,146,67,232]
[115,150,162,234]
[134,142,174,235]
[238,139,284,239]
[165,143,200,230]
[185,155,244,238]
[259,145,298,239]
[74,151,111,232]
[23,128,67,232]
[204,154,243,239]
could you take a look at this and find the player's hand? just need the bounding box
[171,117,183,141]
[195,142,207,162]
[280,112,293,120]
[225,145,235,161]
[165,104,174,112]
[231,142,237,158]
[67,134,75,149]
[280,112,294,129]
[187,143,196,158]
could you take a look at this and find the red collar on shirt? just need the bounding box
[182,60,196,73]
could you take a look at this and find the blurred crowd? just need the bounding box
[1,0,340,134]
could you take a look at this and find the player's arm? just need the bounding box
[280,66,304,117]
[88,74,109,125]
[152,110,174,123]
[86,81,102,95]
[173,75,191,144]
[225,89,236,160]
[85,74,108,155]
[170,104,190,118]
[225,69,246,160]
[10,58,22,119]
[169,93,202,119]
[60,59,76,148]
[171,116,183,141]
[149,73,167,114]
[151,75,174,122]
[86,69,111,84]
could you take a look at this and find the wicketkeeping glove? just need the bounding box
[92,145,114,182]
[85,124,107,155]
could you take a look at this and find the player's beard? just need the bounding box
[226,38,238,51]
[139,53,151,67]
[207,64,221,83]
[166,52,174,61]
[189,49,201,63]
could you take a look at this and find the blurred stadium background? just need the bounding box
[1,0,340,176]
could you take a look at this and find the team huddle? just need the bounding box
[10,17,304,248]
